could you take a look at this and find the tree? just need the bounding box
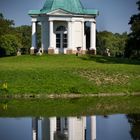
[127,114,140,140]
[114,32,128,57]
[15,25,32,54]
[125,0,140,58]
[15,24,41,54]
[0,13,15,36]
[0,13,34,56]
[0,13,19,57]
[0,13,4,19]
[0,34,21,56]
[96,31,127,56]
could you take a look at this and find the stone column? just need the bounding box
[50,117,56,140]
[41,21,47,53]
[32,118,38,140]
[68,117,74,140]
[48,20,54,54]
[67,21,72,54]
[30,21,37,54]
[82,21,86,54]
[91,116,96,140]
[90,21,96,54]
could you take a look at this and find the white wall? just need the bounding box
[68,117,86,140]
[72,22,82,50]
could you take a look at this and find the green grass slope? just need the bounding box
[0,55,140,95]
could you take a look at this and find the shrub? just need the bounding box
[0,34,21,57]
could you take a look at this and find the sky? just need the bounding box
[0,0,138,33]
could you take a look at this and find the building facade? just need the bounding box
[29,0,98,54]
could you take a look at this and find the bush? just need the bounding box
[0,34,21,57]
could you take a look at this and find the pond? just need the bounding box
[0,97,140,139]
[0,114,140,140]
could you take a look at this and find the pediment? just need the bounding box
[47,9,72,16]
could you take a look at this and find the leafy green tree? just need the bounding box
[15,25,31,54]
[114,32,128,57]
[0,34,21,56]
[125,0,140,58]
[0,13,15,36]
[0,13,19,57]
[97,31,127,56]
[0,13,4,19]
[15,24,41,54]
[127,114,140,140]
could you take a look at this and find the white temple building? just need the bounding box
[29,0,98,54]
[32,116,96,140]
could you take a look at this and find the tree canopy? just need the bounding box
[96,31,127,56]
[0,13,32,57]
[0,13,15,36]
[125,0,140,58]
[0,34,21,56]
[15,25,32,54]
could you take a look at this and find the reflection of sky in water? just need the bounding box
[0,114,136,140]
[97,114,132,140]
[0,118,32,140]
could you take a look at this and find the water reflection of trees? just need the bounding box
[127,114,140,140]
[0,99,9,110]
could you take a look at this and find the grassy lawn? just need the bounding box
[0,55,140,95]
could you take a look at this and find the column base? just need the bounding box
[48,48,54,54]
[66,49,73,54]
[81,50,86,54]
[87,49,96,55]
[30,48,38,55]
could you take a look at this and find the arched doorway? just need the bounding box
[56,26,67,54]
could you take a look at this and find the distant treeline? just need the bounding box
[0,0,139,58]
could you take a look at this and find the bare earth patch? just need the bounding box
[76,69,131,86]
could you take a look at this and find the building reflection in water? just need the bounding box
[32,116,96,140]
[32,117,38,140]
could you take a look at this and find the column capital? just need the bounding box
[31,18,38,22]
[90,21,96,24]
[81,19,85,23]
[48,18,54,22]
[68,18,75,22]
[31,21,37,23]
[87,18,96,23]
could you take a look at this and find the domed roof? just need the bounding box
[29,0,98,16]
[41,0,84,13]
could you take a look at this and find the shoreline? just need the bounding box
[0,92,140,99]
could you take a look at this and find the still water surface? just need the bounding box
[0,114,139,140]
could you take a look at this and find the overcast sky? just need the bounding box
[0,0,138,33]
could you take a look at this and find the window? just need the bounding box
[56,25,67,49]
[56,118,61,131]
[63,34,67,48]
[56,26,67,32]
[56,33,61,48]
